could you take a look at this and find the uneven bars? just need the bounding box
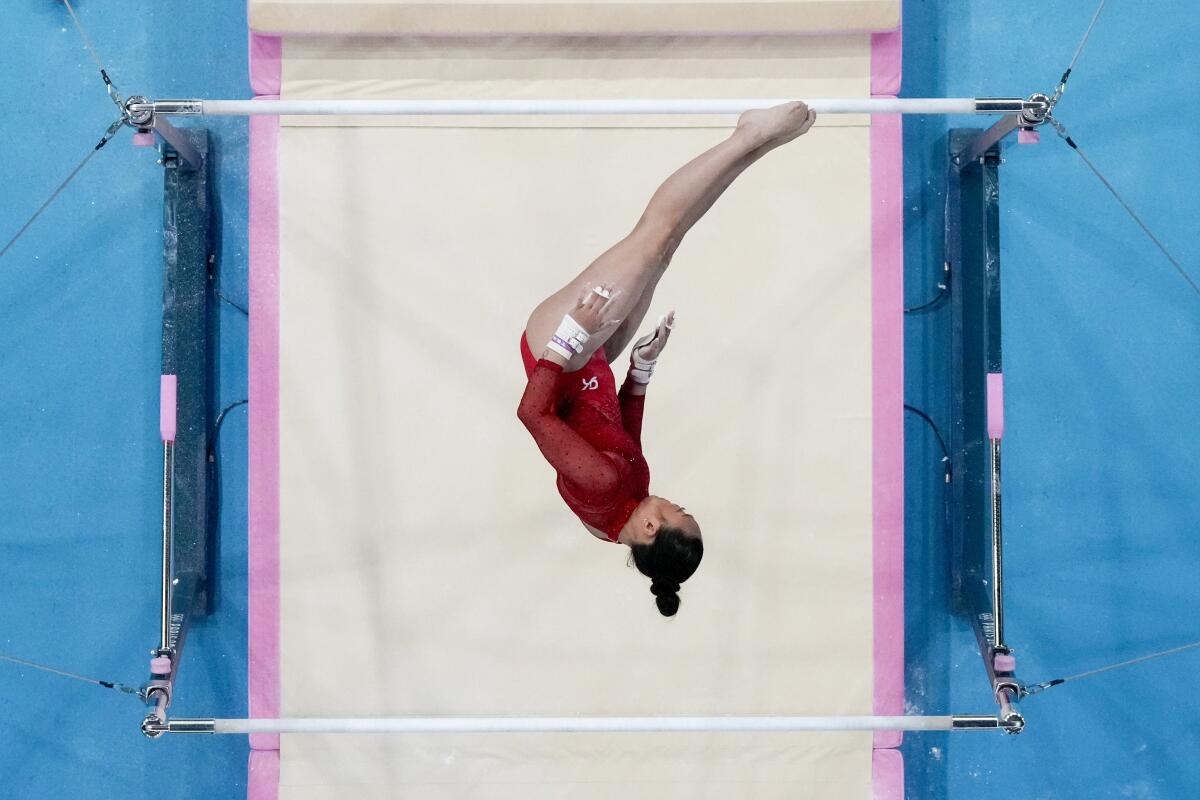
[149,714,1008,735]
[126,97,1046,119]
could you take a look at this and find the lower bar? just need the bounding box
[205,97,982,116]
[133,97,1031,119]
[158,715,986,735]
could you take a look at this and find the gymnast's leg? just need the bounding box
[524,101,817,368]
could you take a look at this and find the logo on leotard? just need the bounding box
[581,376,599,391]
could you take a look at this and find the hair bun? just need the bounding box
[650,579,680,597]
[650,579,681,617]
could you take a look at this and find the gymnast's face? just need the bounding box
[649,496,702,541]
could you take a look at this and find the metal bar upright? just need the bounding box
[947,125,1025,729]
[143,127,213,729]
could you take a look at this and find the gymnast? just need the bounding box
[518,101,817,616]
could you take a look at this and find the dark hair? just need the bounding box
[629,527,703,617]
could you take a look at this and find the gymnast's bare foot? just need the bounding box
[735,101,817,150]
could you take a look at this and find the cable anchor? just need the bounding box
[1020,92,1053,127]
[123,95,155,131]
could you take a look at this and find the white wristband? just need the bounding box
[628,365,654,384]
[629,330,660,384]
[546,314,590,359]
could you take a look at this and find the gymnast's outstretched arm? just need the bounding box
[517,359,621,493]
[518,284,625,490]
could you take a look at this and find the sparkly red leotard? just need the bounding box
[517,333,650,542]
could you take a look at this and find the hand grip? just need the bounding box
[160,375,178,443]
[986,372,1004,440]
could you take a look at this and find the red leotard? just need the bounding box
[517,333,650,542]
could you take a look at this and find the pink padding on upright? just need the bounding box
[160,375,178,442]
[872,748,905,800]
[249,32,283,96]
[132,131,156,147]
[870,109,905,751]
[994,653,1017,673]
[1018,128,1041,145]
[870,28,903,96]
[987,372,1004,439]
[248,104,282,761]
[248,749,280,800]
[149,656,172,675]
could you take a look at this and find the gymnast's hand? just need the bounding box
[629,310,675,385]
[544,283,624,362]
[570,282,624,336]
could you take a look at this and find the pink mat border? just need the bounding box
[869,109,905,755]
[248,750,281,800]
[248,101,282,799]
[246,23,905,800]
[869,10,905,766]
[872,747,906,800]
[871,28,902,96]
[249,33,283,96]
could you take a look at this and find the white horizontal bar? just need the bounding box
[204,715,957,734]
[193,97,981,117]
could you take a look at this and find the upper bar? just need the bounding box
[128,97,1040,118]
[171,715,964,735]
